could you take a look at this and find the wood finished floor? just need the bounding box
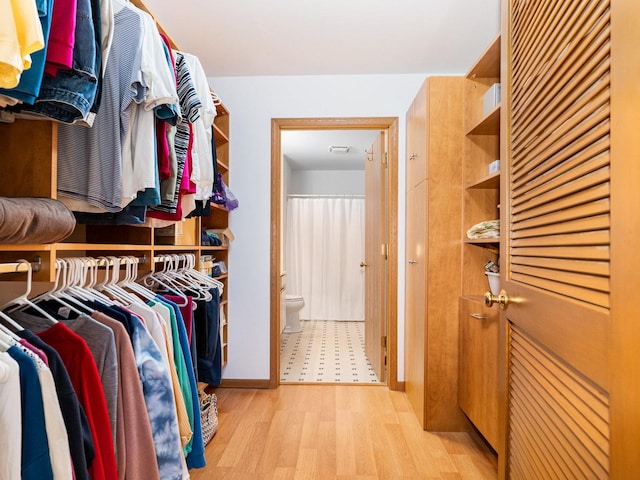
[192,385,498,479]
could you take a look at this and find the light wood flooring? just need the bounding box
[191,385,498,479]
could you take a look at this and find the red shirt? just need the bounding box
[37,323,117,480]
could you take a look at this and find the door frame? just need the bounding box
[269,117,400,390]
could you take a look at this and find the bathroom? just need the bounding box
[279,129,381,383]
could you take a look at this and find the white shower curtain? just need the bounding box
[285,196,365,321]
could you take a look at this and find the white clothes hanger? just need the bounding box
[80,257,117,304]
[30,259,85,316]
[119,256,159,302]
[0,260,58,325]
[101,257,144,306]
[142,256,188,306]
[182,254,224,295]
[162,254,211,301]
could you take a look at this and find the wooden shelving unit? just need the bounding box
[458,33,502,453]
[0,0,232,367]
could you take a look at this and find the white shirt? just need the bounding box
[0,352,22,480]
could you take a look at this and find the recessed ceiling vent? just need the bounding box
[328,145,350,154]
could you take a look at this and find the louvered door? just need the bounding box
[502,0,611,477]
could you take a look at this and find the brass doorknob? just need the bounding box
[360,262,368,267]
[484,289,509,310]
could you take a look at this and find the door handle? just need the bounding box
[484,289,509,310]
[360,262,368,268]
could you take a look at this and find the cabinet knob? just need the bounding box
[484,289,510,310]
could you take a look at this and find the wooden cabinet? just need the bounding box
[458,296,499,450]
[458,34,501,449]
[404,76,466,431]
[0,1,232,367]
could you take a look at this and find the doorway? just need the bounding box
[270,117,399,390]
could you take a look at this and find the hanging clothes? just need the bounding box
[11,316,117,480]
[7,344,54,480]
[91,311,159,480]
[193,287,222,386]
[0,351,22,480]
[16,329,94,480]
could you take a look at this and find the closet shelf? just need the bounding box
[57,243,153,251]
[213,124,229,146]
[465,238,499,245]
[467,34,501,79]
[466,172,500,189]
[217,160,229,173]
[466,105,500,136]
[201,246,228,252]
[0,244,53,252]
[209,202,229,212]
[152,245,200,252]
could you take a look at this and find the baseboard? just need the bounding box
[217,378,272,389]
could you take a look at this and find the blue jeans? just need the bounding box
[26,0,101,123]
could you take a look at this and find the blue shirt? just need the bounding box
[155,296,206,469]
[8,345,54,480]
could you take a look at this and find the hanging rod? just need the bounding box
[0,256,42,274]
[57,255,147,268]
[286,194,365,198]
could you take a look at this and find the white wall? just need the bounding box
[209,73,428,381]
[289,169,364,196]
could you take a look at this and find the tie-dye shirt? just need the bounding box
[128,311,184,480]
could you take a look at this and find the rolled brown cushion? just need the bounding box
[0,197,76,244]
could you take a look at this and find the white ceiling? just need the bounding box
[282,130,380,171]
[141,0,500,77]
[140,0,501,170]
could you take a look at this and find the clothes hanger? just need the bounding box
[181,254,224,294]
[80,257,118,304]
[100,257,144,306]
[142,256,188,306]
[163,254,211,301]
[118,256,159,302]
[30,259,85,317]
[0,259,58,325]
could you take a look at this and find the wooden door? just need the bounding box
[364,131,387,382]
[404,180,426,426]
[458,297,499,450]
[501,0,612,476]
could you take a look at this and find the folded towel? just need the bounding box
[0,197,76,244]
[466,219,500,239]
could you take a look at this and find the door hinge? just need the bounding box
[381,335,387,348]
[383,151,388,167]
[380,243,388,259]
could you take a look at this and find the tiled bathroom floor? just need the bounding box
[280,320,380,383]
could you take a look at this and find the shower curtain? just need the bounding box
[285,196,364,321]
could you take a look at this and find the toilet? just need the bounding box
[284,294,305,333]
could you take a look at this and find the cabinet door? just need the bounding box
[406,82,427,190]
[458,296,498,449]
[404,181,427,427]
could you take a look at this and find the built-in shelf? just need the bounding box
[201,246,229,252]
[213,125,229,145]
[465,238,499,245]
[466,172,500,189]
[468,35,501,79]
[217,160,229,173]
[210,202,229,212]
[467,105,500,136]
